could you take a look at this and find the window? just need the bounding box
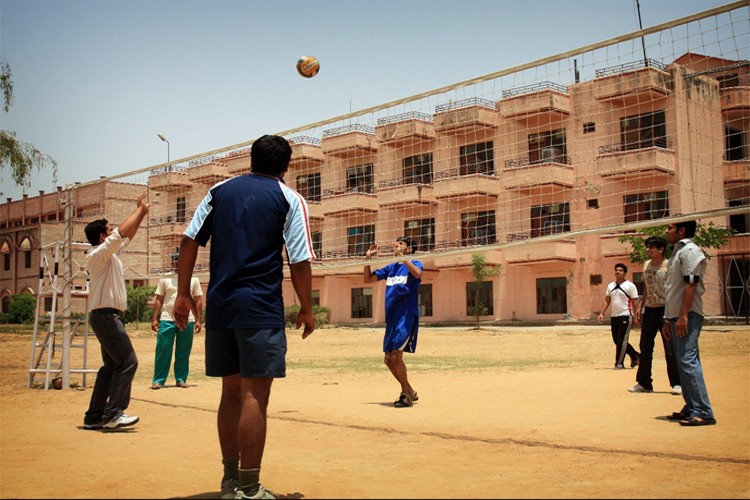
[620,111,666,150]
[466,281,494,316]
[583,122,596,133]
[44,297,56,313]
[1,296,10,314]
[536,277,567,314]
[347,225,374,257]
[311,290,320,308]
[529,129,567,164]
[176,196,186,223]
[461,211,496,246]
[311,231,322,258]
[3,253,9,271]
[725,126,745,161]
[351,288,373,318]
[729,199,748,234]
[587,199,599,209]
[717,73,740,88]
[403,153,433,185]
[132,280,146,288]
[460,141,494,175]
[418,284,433,317]
[624,191,669,222]
[347,163,374,193]
[404,218,435,252]
[531,203,570,237]
[24,250,32,269]
[297,173,321,202]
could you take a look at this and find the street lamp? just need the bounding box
[157,133,170,162]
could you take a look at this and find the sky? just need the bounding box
[0,0,738,201]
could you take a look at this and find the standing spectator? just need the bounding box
[150,251,204,390]
[173,135,315,500]
[598,263,640,369]
[364,236,423,408]
[664,220,716,426]
[629,236,681,394]
[82,191,150,430]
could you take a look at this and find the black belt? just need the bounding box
[92,308,123,316]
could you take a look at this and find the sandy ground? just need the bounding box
[1,323,749,499]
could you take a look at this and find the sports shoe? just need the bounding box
[102,413,139,429]
[671,385,682,395]
[614,364,625,370]
[236,484,277,499]
[220,478,238,500]
[82,420,103,430]
[394,393,413,408]
[628,383,653,393]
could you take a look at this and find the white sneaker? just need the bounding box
[671,385,682,395]
[102,413,139,429]
[220,478,239,500]
[237,484,276,499]
[627,383,653,393]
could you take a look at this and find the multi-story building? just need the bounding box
[2,52,748,325]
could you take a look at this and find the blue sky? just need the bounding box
[0,0,736,200]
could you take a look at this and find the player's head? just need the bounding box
[614,262,628,274]
[666,220,697,244]
[251,135,292,178]
[397,236,417,255]
[644,236,667,255]
[85,219,110,246]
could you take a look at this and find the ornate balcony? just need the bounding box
[723,160,750,187]
[376,112,436,146]
[503,157,575,195]
[500,83,571,126]
[597,140,676,179]
[594,63,672,106]
[321,187,378,217]
[148,166,191,192]
[433,169,500,201]
[188,160,230,184]
[321,124,378,159]
[289,137,325,168]
[224,149,251,175]
[377,180,436,209]
[721,86,750,121]
[504,238,577,264]
[433,98,498,135]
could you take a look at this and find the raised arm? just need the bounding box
[117,191,150,240]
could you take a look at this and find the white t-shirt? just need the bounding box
[86,229,129,312]
[155,276,203,322]
[605,279,638,317]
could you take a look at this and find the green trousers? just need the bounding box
[152,320,194,385]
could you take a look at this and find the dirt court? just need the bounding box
[1,322,749,499]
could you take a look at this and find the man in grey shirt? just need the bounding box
[663,220,715,427]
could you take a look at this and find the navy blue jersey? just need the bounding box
[184,173,314,329]
[374,260,423,327]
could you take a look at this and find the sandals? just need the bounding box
[666,411,688,421]
[679,416,717,426]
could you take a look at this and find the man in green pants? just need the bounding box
[151,252,204,389]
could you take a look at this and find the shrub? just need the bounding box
[285,304,331,329]
[6,294,36,324]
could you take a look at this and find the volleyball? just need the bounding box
[296,55,320,78]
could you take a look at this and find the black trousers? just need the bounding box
[85,308,138,424]
[610,315,639,367]
[636,306,681,390]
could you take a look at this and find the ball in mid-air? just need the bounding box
[296,55,320,78]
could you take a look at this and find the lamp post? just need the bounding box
[157,133,170,162]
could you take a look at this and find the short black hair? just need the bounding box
[397,236,417,254]
[644,236,667,251]
[614,262,628,273]
[675,220,697,238]
[250,135,292,177]
[84,219,108,246]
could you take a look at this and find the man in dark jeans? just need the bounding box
[629,236,681,394]
[82,191,150,430]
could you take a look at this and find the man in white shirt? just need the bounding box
[151,252,204,389]
[82,191,149,430]
[598,263,640,369]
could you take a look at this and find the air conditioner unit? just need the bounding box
[541,147,561,162]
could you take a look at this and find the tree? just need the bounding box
[469,253,501,329]
[125,284,156,327]
[0,58,57,195]
[6,293,36,324]
[618,221,735,265]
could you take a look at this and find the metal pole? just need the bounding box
[61,187,74,388]
[635,0,648,66]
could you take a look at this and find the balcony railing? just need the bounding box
[595,59,667,78]
[505,155,571,169]
[502,81,568,98]
[149,164,188,176]
[435,97,495,113]
[322,123,375,138]
[289,135,322,146]
[599,138,672,154]
[376,111,433,125]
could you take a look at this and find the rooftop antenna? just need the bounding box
[635,0,648,67]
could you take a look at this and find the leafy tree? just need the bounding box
[469,253,501,329]
[125,284,156,327]
[0,58,57,195]
[6,293,36,324]
[618,222,735,265]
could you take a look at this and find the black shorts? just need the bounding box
[205,327,287,378]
